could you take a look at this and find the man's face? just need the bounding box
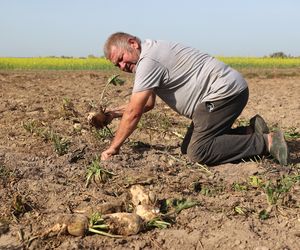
[109,40,140,73]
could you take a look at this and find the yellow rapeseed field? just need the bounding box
[219,57,300,68]
[0,57,113,70]
[0,57,300,70]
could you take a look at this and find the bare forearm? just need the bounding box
[110,101,154,119]
[101,90,155,160]
[109,109,142,150]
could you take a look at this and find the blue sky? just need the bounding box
[1,0,299,57]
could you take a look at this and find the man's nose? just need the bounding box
[119,62,126,70]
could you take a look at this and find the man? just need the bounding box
[100,32,289,166]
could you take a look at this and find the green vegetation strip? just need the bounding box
[1,57,300,70]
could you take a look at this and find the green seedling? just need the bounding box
[23,122,53,142]
[263,175,299,205]
[85,157,116,187]
[161,198,199,215]
[23,120,39,134]
[93,127,113,141]
[107,74,125,86]
[24,124,55,142]
[51,133,70,156]
[38,128,53,141]
[61,97,78,118]
[88,212,118,237]
[37,128,70,156]
[258,209,270,220]
[200,186,211,196]
[192,182,224,196]
[151,197,198,230]
[147,218,171,229]
[23,120,70,155]
[249,176,263,188]
[232,182,248,191]
[193,183,208,195]
[284,127,300,140]
[172,198,199,214]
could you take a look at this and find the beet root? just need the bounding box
[103,212,144,236]
[87,110,108,129]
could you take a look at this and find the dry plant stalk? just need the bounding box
[87,74,124,129]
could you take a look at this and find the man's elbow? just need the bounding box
[144,103,155,112]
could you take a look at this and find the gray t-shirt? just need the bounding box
[133,39,247,118]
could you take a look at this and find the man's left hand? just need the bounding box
[101,147,119,160]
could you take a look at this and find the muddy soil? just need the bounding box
[0,69,299,250]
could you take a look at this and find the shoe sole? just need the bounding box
[250,115,269,134]
[270,130,289,166]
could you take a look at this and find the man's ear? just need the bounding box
[128,38,140,49]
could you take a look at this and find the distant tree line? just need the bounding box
[268,52,300,58]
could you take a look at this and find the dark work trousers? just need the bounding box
[181,88,266,165]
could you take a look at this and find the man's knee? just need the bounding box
[187,145,206,163]
[186,141,218,165]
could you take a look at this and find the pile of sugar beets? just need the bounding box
[37,109,198,239]
[41,185,198,238]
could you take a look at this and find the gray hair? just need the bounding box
[103,32,141,59]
